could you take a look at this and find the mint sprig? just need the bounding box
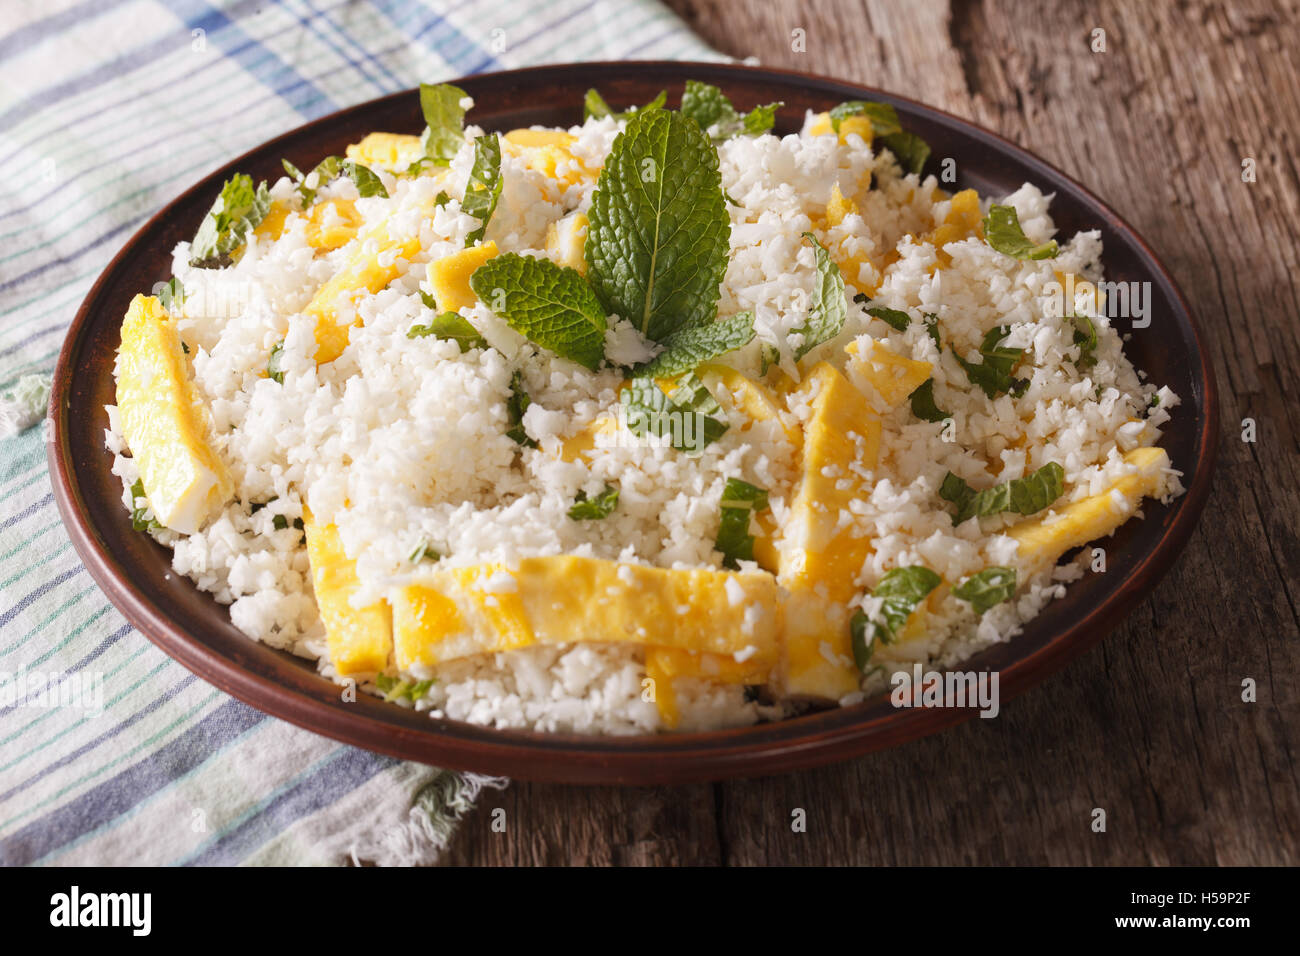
[877,130,931,175]
[792,233,848,359]
[469,253,607,370]
[639,311,754,378]
[585,108,730,343]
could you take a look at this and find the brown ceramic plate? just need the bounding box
[49,61,1217,784]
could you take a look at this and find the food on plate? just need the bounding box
[105,81,1182,733]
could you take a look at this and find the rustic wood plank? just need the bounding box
[442,0,1300,865]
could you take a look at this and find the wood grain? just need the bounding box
[441,0,1300,865]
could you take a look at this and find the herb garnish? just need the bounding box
[189,174,271,268]
[939,462,1065,525]
[849,566,942,669]
[792,233,847,359]
[462,133,503,247]
[568,484,620,520]
[952,567,1017,614]
[983,204,1058,260]
[952,326,1029,398]
[714,477,770,569]
[407,311,487,352]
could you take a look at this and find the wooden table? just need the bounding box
[442,0,1299,865]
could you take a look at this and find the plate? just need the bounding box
[48,61,1218,784]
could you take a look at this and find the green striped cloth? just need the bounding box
[0,0,719,866]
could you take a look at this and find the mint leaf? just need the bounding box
[715,477,769,569]
[283,156,337,205]
[469,253,606,370]
[940,462,1065,525]
[419,83,468,165]
[189,173,271,268]
[877,131,931,175]
[342,160,388,198]
[908,378,949,422]
[286,156,387,202]
[462,133,502,247]
[407,311,487,351]
[505,369,537,448]
[1071,315,1098,370]
[953,567,1017,614]
[953,326,1029,398]
[129,478,163,533]
[742,101,781,136]
[267,339,286,384]
[586,108,730,342]
[983,204,1058,260]
[865,304,910,332]
[375,674,437,703]
[792,233,847,359]
[639,311,754,377]
[568,484,620,520]
[828,100,902,136]
[158,277,184,312]
[851,566,941,668]
[271,513,304,532]
[408,539,441,562]
[624,373,728,454]
[680,80,781,141]
[923,313,941,348]
[583,88,666,121]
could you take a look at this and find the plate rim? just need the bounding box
[47,60,1219,785]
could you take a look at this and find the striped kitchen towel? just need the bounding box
[0,0,720,866]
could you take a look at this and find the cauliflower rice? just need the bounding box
[105,85,1183,734]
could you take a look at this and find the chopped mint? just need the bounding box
[586,107,730,343]
[128,478,163,533]
[407,311,487,352]
[469,253,606,370]
[714,477,770,569]
[408,539,440,562]
[639,311,754,378]
[285,156,386,202]
[158,277,184,312]
[1071,315,1098,370]
[462,133,503,247]
[505,369,537,448]
[865,304,911,332]
[828,100,902,136]
[850,566,942,669]
[374,674,436,703]
[624,373,728,454]
[877,130,931,175]
[568,484,620,520]
[583,88,666,121]
[953,326,1029,399]
[908,378,950,422]
[923,313,941,348]
[953,567,1017,614]
[680,80,781,140]
[189,173,271,268]
[272,513,304,531]
[434,190,451,207]
[792,233,847,359]
[267,340,286,384]
[940,462,1065,525]
[983,204,1058,260]
[418,83,468,166]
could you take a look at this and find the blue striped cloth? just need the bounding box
[0,0,719,866]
